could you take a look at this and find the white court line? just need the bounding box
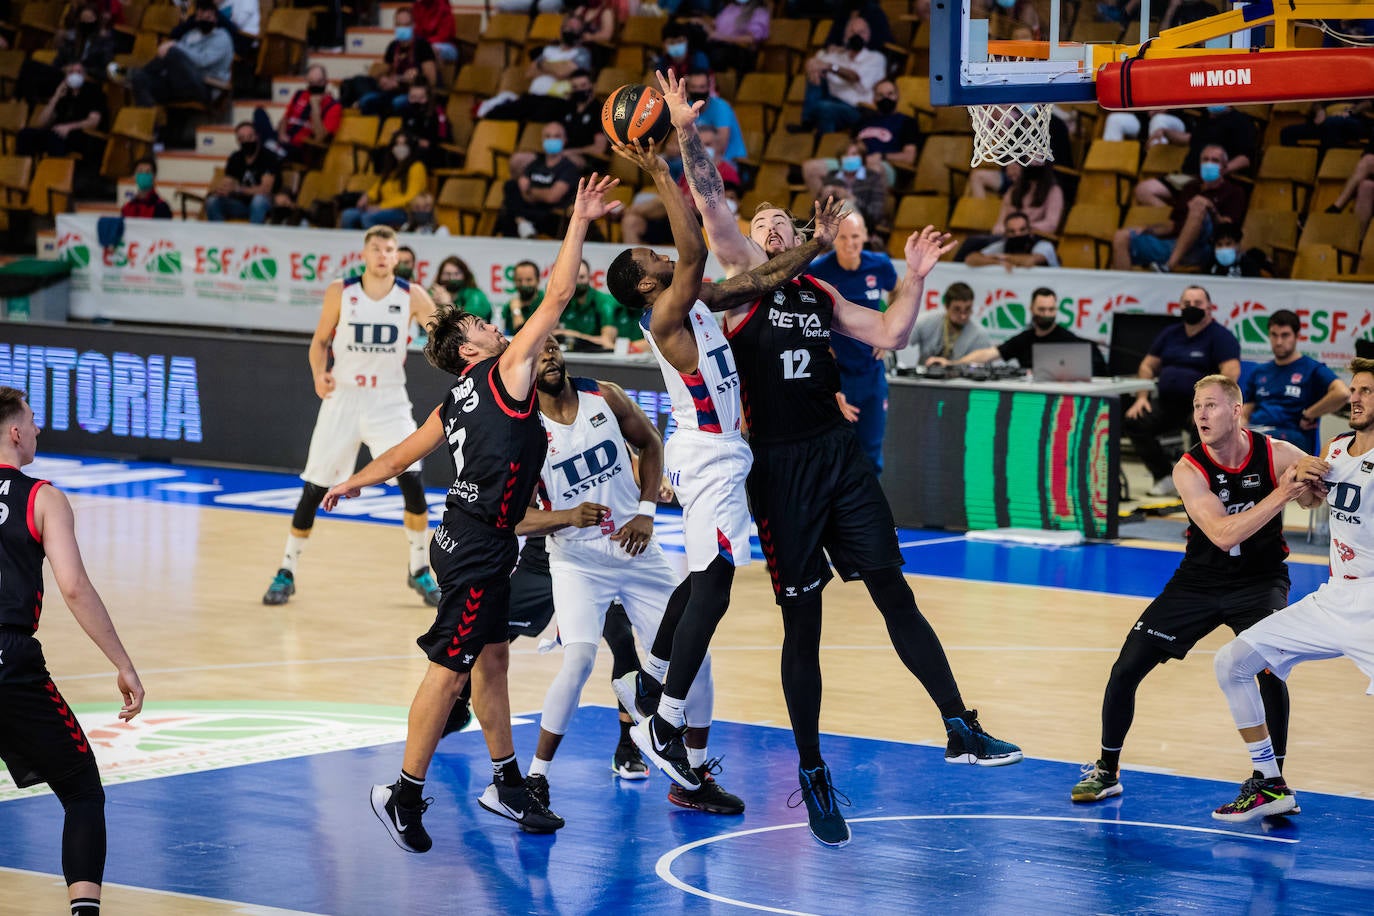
[897,535,968,548]
[656,814,1299,916]
[0,865,323,915]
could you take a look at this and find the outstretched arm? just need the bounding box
[831,226,955,349]
[323,408,446,509]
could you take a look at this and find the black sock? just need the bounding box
[71,900,100,916]
[396,770,424,806]
[619,719,633,744]
[1100,748,1122,773]
[493,754,523,787]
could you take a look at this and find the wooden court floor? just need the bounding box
[2,492,1372,913]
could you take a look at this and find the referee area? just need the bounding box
[0,454,1370,915]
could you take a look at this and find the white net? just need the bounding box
[968,103,1056,167]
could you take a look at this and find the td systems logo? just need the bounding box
[0,345,202,441]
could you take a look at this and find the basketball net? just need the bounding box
[968,103,1056,167]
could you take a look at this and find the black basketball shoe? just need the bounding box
[477,780,566,833]
[370,782,432,853]
[668,757,745,814]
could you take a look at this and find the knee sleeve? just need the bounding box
[50,764,105,888]
[1214,639,1270,731]
[291,483,329,531]
[397,471,428,516]
[684,652,714,729]
[539,642,598,736]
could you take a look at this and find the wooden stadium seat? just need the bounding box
[96,106,157,182]
[1290,243,1342,281]
[1139,143,1186,179]
[911,136,973,199]
[1253,145,1318,213]
[1313,147,1366,213]
[256,9,312,81]
[444,119,518,180]
[736,73,787,136]
[1079,140,1140,209]
[1058,204,1121,269]
[948,195,1002,235]
[483,13,531,67]
[0,99,28,155]
[435,176,489,235]
[139,3,184,42]
[1122,204,1172,230]
[760,18,812,74]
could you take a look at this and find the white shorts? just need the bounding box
[665,429,752,572]
[1237,577,1374,695]
[301,385,421,487]
[547,536,682,646]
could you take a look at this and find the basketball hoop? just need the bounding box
[968,102,1056,166]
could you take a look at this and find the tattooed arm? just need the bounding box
[701,196,845,316]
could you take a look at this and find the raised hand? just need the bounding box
[812,195,850,247]
[610,137,669,176]
[571,172,622,222]
[655,68,701,131]
[904,225,957,278]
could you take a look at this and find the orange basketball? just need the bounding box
[601,84,672,147]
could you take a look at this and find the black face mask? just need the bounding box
[687,92,709,107]
[561,30,580,44]
[515,284,538,299]
[240,141,258,157]
[846,35,866,52]
[1181,305,1207,324]
[443,279,464,294]
[1031,315,1058,331]
[1003,234,1035,255]
[407,103,427,118]
[394,265,414,280]
[307,83,326,95]
[574,283,590,296]
[570,88,593,104]
[76,20,97,36]
[195,18,216,33]
[875,97,897,115]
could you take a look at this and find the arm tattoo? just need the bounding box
[706,239,827,312]
[680,129,725,212]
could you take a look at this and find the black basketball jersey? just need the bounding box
[439,356,547,531]
[0,467,47,632]
[1179,431,1289,577]
[725,275,844,444]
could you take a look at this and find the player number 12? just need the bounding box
[779,349,811,380]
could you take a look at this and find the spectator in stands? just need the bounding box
[20,2,114,104]
[912,283,996,367]
[410,0,458,63]
[794,17,886,135]
[401,191,447,235]
[1133,105,1257,207]
[165,0,256,67]
[1279,100,1373,149]
[651,20,711,75]
[1124,284,1241,496]
[1325,140,1374,239]
[395,245,417,279]
[494,122,580,239]
[128,0,233,108]
[568,0,617,47]
[802,79,921,195]
[967,115,1076,203]
[556,260,619,351]
[502,70,607,175]
[966,211,1060,269]
[692,0,770,75]
[503,259,544,333]
[493,0,560,12]
[205,121,281,224]
[685,70,748,165]
[16,63,107,192]
[823,0,895,48]
[1113,144,1246,272]
[1205,220,1272,278]
[992,160,1063,236]
[257,64,342,165]
[524,14,593,102]
[357,7,439,115]
[265,189,305,226]
[1242,309,1349,453]
[340,130,428,229]
[956,286,1107,374]
[1102,108,1188,145]
[399,79,452,168]
[219,0,260,35]
[431,255,495,321]
[121,158,172,220]
[819,142,889,232]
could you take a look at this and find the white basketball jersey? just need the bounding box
[540,379,640,542]
[642,301,742,435]
[331,275,412,389]
[1323,432,1374,580]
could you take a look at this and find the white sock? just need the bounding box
[282,534,308,573]
[657,694,686,728]
[687,745,706,768]
[1246,738,1281,779]
[644,655,669,684]
[529,756,551,777]
[405,525,429,575]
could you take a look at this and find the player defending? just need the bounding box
[1071,375,1319,806]
[517,337,743,814]
[0,387,145,915]
[659,67,1018,848]
[603,137,846,793]
[1211,358,1374,822]
[323,175,622,851]
[263,225,442,608]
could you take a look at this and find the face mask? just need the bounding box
[1004,234,1035,255]
[407,102,427,116]
[703,143,716,161]
[307,82,326,95]
[65,71,85,90]
[687,92,709,107]
[570,88,592,104]
[240,141,258,156]
[875,97,897,115]
[726,197,739,215]
[846,34,865,52]
[561,30,580,44]
[996,0,1016,8]
[395,25,413,41]
[840,154,862,173]
[543,137,564,155]
[410,210,434,226]
[1181,305,1207,324]
[443,279,464,294]
[394,265,413,279]
[393,144,410,160]
[76,20,96,35]
[574,282,590,296]
[1214,246,1238,267]
[516,284,538,298]
[665,40,687,58]
[1207,105,1228,115]
[135,172,154,192]
[195,18,216,32]
[1032,314,1057,331]
[1199,162,1222,183]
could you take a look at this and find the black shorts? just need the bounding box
[1128,569,1291,659]
[0,630,98,789]
[419,517,520,672]
[748,424,903,606]
[506,537,555,640]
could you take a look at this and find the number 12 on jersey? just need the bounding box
[780,349,811,380]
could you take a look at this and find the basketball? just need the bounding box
[601,84,672,147]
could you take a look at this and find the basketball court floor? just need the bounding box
[1,454,1370,915]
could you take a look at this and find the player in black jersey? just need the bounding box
[0,386,145,916]
[659,68,1020,847]
[1071,374,1324,805]
[323,174,623,851]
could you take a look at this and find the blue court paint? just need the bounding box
[0,709,1369,915]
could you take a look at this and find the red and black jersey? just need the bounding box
[438,356,546,531]
[725,275,844,444]
[0,466,48,632]
[1180,431,1289,578]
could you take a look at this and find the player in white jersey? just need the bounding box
[262,225,440,608]
[602,138,844,788]
[514,338,744,814]
[1211,356,1374,822]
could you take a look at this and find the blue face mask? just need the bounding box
[996,0,1017,8]
[665,40,687,58]
[543,137,564,155]
[840,154,863,173]
[1199,161,1222,183]
[395,25,413,42]
[1207,105,1228,114]
[1214,246,1238,267]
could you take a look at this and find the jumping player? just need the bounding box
[604,137,846,792]
[1211,358,1374,822]
[659,67,1018,848]
[0,386,145,915]
[263,225,441,608]
[516,337,742,814]
[323,175,622,851]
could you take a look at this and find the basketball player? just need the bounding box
[603,138,847,792]
[659,69,1017,848]
[262,225,441,609]
[1211,358,1374,822]
[0,386,145,915]
[323,174,623,850]
[1071,375,1321,806]
[514,336,743,814]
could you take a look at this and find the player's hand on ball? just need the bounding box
[611,137,668,175]
[572,173,622,221]
[612,514,654,556]
[905,225,956,277]
[655,69,700,130]
[569,501,611,528]
[321,484,360,511]
[812,196,850,247]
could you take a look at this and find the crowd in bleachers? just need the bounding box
[0,0,1372,282]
